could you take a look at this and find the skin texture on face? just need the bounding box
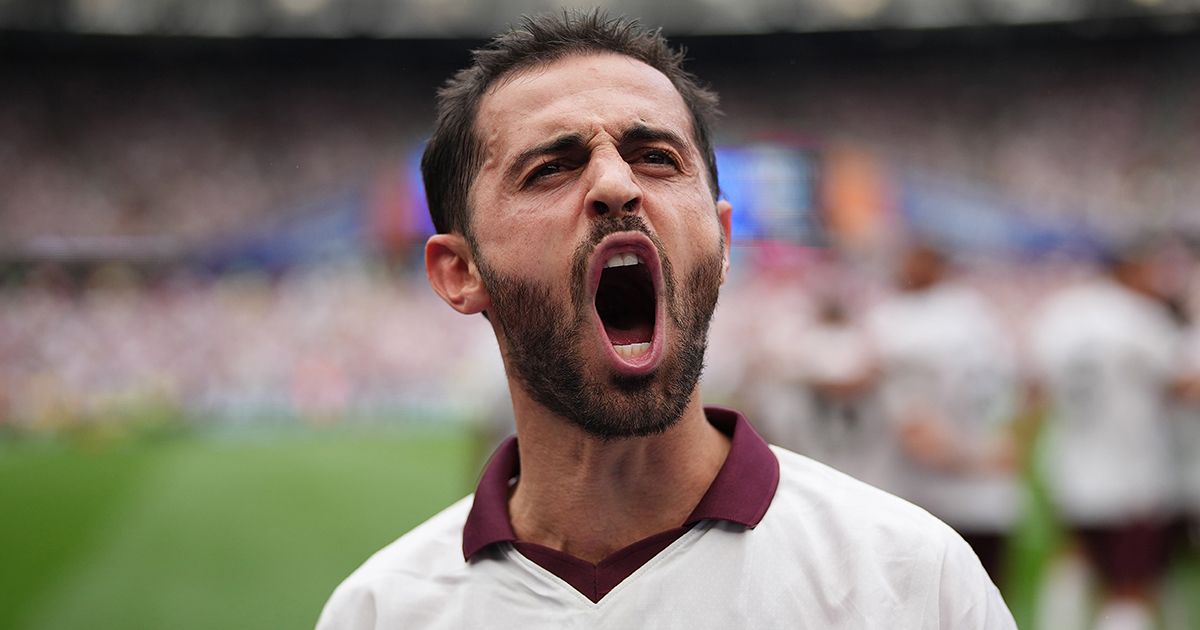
[451,52,732,439]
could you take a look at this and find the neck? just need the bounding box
[506,388,731,564]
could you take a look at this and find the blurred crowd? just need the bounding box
[6,38,1200,248]
[0,262,507,427]
[720,41,1200,241]
[0,64,415,246]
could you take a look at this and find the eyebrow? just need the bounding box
[618,123,689,154]
[504,123,691,182]
[505,133,587,183]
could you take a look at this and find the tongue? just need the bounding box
[605,321,653,346]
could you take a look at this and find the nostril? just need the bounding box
[622,199,638,213]
[593,200,610,215]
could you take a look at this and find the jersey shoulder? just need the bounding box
[316,496,474,629]
[348,495,472,580]
[766,447,1015,628]
[770,445,963,544]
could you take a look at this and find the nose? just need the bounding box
[583,152,641,218]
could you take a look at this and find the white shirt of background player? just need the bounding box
[1029,274,1182,524]
[866,281,1022,531]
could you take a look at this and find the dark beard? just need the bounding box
[474,216,724,440]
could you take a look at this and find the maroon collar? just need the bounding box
[462,406,780,560]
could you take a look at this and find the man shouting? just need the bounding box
[318,11,1014,629]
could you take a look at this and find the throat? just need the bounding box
[510,475,692,564]
[507,416,730,564]
[595,264,656,347]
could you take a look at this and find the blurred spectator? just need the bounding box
[786,288,890,487]
[1027,243,1187,630]
[738,258,894,489]
[864,241,1024,583]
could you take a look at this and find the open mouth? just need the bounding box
[589,235,664,373]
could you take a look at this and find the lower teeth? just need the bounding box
[613,342,651,358]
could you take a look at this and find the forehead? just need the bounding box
[475,53,695,158]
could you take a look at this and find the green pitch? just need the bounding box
[0,428,477,630]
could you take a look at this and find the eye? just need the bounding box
[524,162,563,185]
[639,149,678,167]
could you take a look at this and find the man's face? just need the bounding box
[465,53,731,439]
[897,245,944,292]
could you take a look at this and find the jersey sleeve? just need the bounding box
[936,531,1017,629]
[315,579,378,630]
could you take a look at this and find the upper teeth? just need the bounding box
[603,253,643,269]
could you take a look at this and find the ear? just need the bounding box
[717,199,733,284]
[425,234,491,315]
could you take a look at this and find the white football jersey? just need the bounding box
[865,283,1023,531]
[784,319,895,490]
[317,447,1014,630]
[1029,276,1182,524]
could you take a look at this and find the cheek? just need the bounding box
[476,186,588,269]
[647,191,724,248]
[666,224,724,287]
[473,196,539,250]
[474,217,578,284]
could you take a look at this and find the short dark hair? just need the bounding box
[421,10,721,237]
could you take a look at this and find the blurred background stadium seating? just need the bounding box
[3,1,1200,629]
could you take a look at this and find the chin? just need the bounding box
[475,216,724,441]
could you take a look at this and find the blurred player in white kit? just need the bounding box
[865,242,1024,584]
[788,290,889,485]
[747,262,894,490]
[1028,243,1187,630]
